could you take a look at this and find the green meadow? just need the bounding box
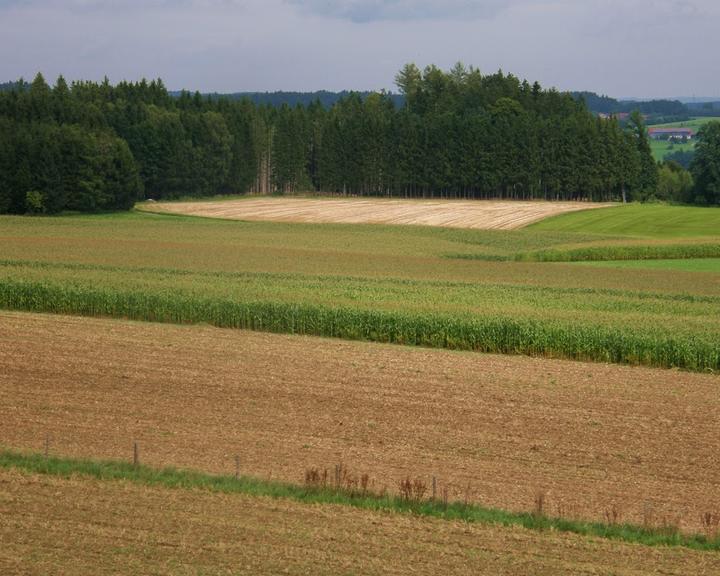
[529,203,720,238]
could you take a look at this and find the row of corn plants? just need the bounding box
[0,278,718,371]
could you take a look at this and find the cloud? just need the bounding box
[0,0,245,11]
[285,0,518,22]
[0,0,719,97]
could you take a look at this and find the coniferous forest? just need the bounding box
[5,62,716,215]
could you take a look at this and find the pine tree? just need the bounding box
[690,121,720,205]
[627,111,658,200]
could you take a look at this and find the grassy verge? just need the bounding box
[447,243,720,263]
[577,258,720,273]
[0,278,718,371]
[2,449,718,551]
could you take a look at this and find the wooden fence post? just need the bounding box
[133,442,139,467]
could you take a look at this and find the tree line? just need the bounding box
[0,64,717,214]
[195,90,405,110]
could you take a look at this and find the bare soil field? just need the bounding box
[2,311,720,532]
[2,470,719,576]
[144,197,611,230]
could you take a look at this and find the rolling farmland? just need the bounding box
[2,15,720,573]
[2,311,720,533]
[2,200,720,573]
[1,207,720,370]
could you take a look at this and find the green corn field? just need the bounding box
[1,277,717,371]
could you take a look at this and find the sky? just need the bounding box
[0,0,718,99]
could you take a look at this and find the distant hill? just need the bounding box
[686,101,720,114]
[676,97,720,104]
[571,91,688,118]
[0,81,20,92]
[571,92,620,114]
[170,90,405,108]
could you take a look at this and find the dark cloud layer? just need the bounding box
[0,0,718,98]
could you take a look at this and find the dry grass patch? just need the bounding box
[144,197,611,230]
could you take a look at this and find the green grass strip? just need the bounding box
[521,243,720,263]
[447,243,720,263]
[2,449,719,551]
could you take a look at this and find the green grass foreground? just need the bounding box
[2,449,719,552]
[1,277,718,371]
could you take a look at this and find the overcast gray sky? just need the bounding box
[1,0,718,98]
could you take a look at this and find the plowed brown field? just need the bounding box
[2,469,718,576]
[144,197,610,229]
[2,311,720,532]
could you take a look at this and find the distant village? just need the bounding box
[646,127,694,141]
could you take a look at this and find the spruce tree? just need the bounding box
[690,121,720,205]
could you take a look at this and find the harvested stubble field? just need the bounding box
[3,311,720,534]
[3,470,718,576]
[143,197,611,230]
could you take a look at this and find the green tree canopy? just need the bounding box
[691,122,720,205]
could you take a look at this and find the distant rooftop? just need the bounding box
[648,127,694,133]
